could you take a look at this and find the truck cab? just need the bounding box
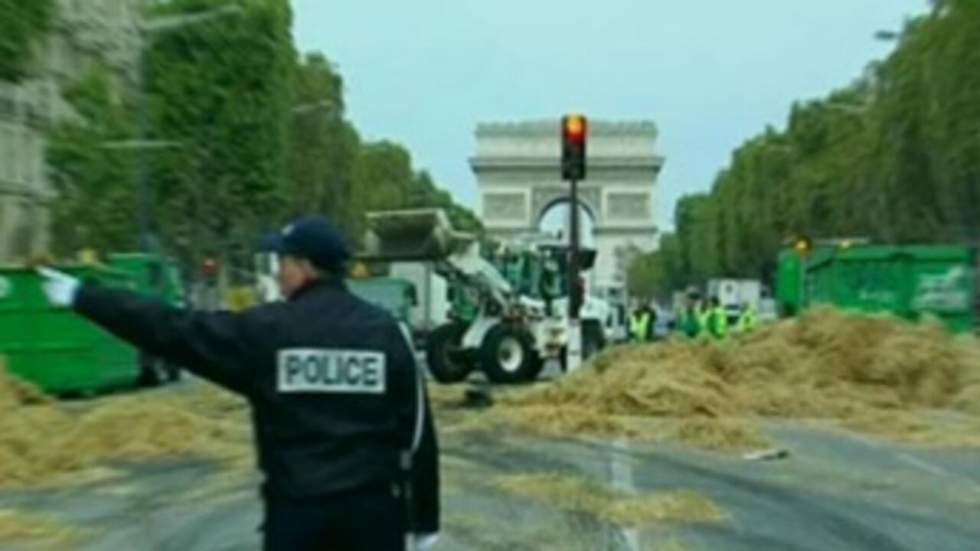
[106,253,186,384]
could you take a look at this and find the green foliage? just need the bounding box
[41,0,483,270]
[660,1,980,296]
[0,0,54,82]
[146,0,296,273]
[47,69,138,255]
[288,52,360,230]
[627,234,682,302]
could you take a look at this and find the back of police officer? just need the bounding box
[39,216,439,551]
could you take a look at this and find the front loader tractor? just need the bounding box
[360,209,608,384]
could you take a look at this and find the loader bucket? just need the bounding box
[360,208,473,261]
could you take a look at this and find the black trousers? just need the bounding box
[263,485,406,551]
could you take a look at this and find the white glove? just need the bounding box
[413,533,439,550]
[37,267,81,307]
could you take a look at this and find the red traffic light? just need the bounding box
[563,114,586,141]
[202,257,219,276]
[561,114,587,180]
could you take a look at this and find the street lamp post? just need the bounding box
[874,30,901,42]
[290,100,333,115]
[133,4,242,253]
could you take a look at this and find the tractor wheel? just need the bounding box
[522,354,547,382]
[480,324,537,384]
[165,363,182,383]
[138,353,166,387]
[425,323,474,384]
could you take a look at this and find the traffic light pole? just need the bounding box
[568,177,580,319]
[566,177,583,372]
[560,114,587,372]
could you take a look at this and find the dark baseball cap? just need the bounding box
[259,215,351,271]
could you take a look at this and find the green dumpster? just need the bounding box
[804,245,976,332]
[107,253,185,307]
[776,249,805,317]
[0,265,140,393]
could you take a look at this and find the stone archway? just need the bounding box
[471,119,665,295]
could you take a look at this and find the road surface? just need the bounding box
[0,382,978,550]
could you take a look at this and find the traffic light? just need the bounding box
[202,257,219,284]
[561,114,587,181]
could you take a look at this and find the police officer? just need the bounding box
[37,215,439,551]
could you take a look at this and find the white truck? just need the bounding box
[389,262,449,346]
[706,278,762,325]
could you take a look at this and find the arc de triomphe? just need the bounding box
[470,119,665,296]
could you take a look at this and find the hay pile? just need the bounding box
[501,308,980,446]
[495,473,725,527]
[0,359,250,487]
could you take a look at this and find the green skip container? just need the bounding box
[804,245,976,333]
[0,264,140,394]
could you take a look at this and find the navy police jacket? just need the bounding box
[73,279,439,533]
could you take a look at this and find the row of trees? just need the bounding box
[42,0,478,277]
[630,0,979,301]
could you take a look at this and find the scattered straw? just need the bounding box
[495,473,725,527]
[662,418,770,451]
[0,358,251,487]
[0,509,90,550]
[486,405,637,439]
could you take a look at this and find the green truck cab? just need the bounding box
[106,253,186,384]
[106,253,185,308]
[348,276,419,329]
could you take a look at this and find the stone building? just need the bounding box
[0,0,142,262]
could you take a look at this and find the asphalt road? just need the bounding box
[0,381,978,550]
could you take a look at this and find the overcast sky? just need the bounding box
[291,0,928,231]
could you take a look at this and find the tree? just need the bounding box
[0,0,54,82]
[47,69,138,255]
[288,52,360,231]
[671,1,979,293]
[42,1,482,269]
[146,0,295,275]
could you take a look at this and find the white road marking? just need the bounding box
[610,438,641,551]
[895,453,948,477]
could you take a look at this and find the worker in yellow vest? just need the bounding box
[705,296,728,339]
[735,302,758,333]
[629,304,655,343]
